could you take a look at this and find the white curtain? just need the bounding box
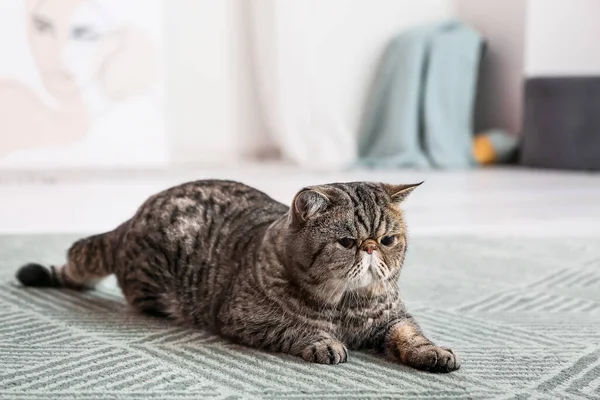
[248,0,356,170]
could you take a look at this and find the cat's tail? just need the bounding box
[16,223,127,289]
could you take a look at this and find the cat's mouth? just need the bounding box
[347,252,389,289]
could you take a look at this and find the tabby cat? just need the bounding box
[17,180,459,372]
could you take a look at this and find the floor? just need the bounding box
[0,164,599,237]
[1,165,599,399]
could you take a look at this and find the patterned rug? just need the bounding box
[0,235,599,399]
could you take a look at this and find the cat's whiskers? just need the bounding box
[365,273,378,324]
[380,259,391,278]
[373,261,385,280]
[387,280,400,325]
[380,280,392,328]
[329,279,348,323]
[346,264,357,280]
[379,257,391,281]
[317,277,345,323]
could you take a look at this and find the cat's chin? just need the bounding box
[311,276,374,305]
[352,280,392,299]
[347,268,395,297]
[313,273,388,305]
[346,273,375,291]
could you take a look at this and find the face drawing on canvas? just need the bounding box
[27,0,115,103]
[0,0,157,157]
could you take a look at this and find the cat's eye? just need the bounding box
[338,238,355,249]
[380,236,396,246]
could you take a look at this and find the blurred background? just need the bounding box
[0,0,599,237]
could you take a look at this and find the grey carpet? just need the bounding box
[0,235,599,400]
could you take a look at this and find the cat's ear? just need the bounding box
[384,182,423,205]
[291,187,332,224]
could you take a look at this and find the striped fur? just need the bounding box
[16,179,459,371]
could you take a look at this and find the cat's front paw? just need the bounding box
[404,345,460,373]
[301,339,348,365]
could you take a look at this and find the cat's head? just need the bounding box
[284,181,421,304]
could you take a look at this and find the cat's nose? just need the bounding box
[361,239,378,254]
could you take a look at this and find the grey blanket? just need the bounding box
[358,20,483,169]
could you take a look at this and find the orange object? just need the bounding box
[473,135,496,165]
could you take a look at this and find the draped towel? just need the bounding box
[358,20,484,169]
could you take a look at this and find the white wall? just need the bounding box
[166,0,246,164]
[304,0,454,141]
[454,0,600,134]
[5,0,596,168]
[454,0,526,135]
[165,0,455,165]
[525,0,600,77]
[145,0,600,166]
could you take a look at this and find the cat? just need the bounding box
[16,180,459,372]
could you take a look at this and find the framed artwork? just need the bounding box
[0,0,167,168]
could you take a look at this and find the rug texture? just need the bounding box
[0,235,599,399]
